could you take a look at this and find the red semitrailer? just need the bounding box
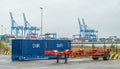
[44,49,111,63]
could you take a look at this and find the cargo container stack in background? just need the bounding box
[12,39,71,61]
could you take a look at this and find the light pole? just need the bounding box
[1,25,3,35]
[116,41,118,54]
[103,40,105,51]
[40,7,43,37]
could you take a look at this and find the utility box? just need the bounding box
[12,39,71,61]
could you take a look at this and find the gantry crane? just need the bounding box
[23,13,40,37]
[73,18,98,42]
[10,12,23,37]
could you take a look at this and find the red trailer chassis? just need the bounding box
[45,49,111,63]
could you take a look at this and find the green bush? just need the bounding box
[0,41,11,52]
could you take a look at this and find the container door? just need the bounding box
[22,40,46,56]
[12,39,22,56]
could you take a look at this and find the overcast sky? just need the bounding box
[0,0,120,38]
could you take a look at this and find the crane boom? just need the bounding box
[23,13,31,27]
[82,18,87,30]
[9,12,18,27]
[77,18,82,38]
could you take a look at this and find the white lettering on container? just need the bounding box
[32,44,40,48]
[56,43,63,48]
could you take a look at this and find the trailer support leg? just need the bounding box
[57,55,59,63]
[65,55,67,63]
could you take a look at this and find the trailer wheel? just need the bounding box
[103,55,109,60]
[92,57,99,60]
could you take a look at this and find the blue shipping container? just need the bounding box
[12,39,71,61]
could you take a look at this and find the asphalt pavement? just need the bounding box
[0,55,120,69]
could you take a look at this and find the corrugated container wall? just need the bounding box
[46,40,71,51]
[12,39,71,61]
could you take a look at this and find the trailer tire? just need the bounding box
[103,55,109,60]
[92,57,99,60]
